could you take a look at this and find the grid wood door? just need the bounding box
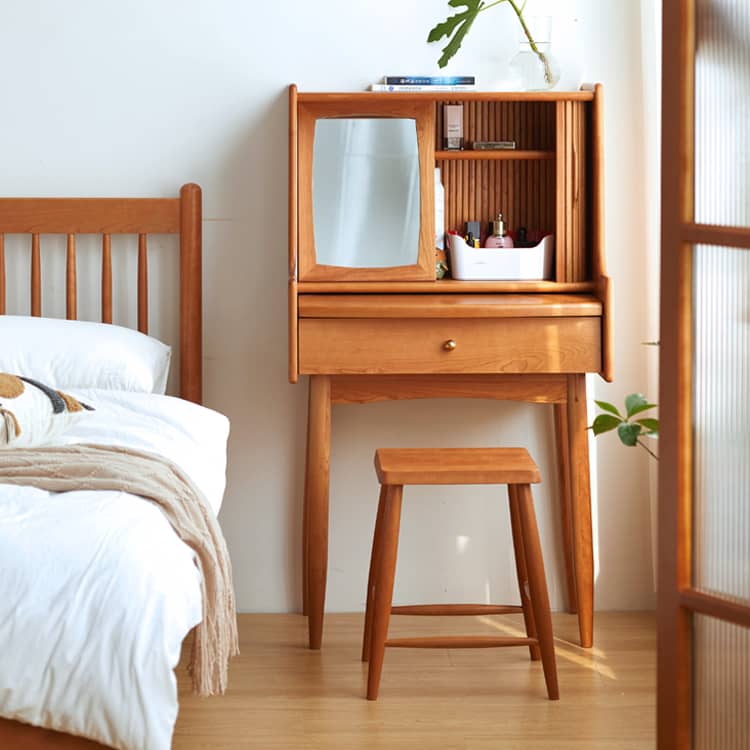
[659,1,750,747]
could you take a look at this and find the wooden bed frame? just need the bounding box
[0,183,203,749]
[0,182,202,403]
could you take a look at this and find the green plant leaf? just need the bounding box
[618,422,642,447]
[625,393,656,418]
[629,402,658,418]
[591,414,622,436]
[636,418,659,435]
[594,400,622,418]
[427,0,485,68]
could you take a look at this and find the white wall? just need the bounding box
[0,0,656,612]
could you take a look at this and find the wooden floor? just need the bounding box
[173,612,655,749]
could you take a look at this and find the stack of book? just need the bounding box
[369,75,476,92]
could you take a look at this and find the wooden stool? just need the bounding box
[362,447,559,701]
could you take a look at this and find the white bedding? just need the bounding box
[0,389,230,750]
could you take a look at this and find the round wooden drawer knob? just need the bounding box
[443,339,457,351]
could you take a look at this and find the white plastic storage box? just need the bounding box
[449,234,554,281]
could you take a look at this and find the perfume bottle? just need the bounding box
[484,213,514,248]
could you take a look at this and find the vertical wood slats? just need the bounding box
[435,100,556,150]
[137,233,148,334]
[101,234,112,323]
[7,233,152,325]
[556,102,566,281]
[66,233,77,320]
[555,101,588,282]
[439,159,556,247]
[31,234,41,316]
[575,101,588,282]
[435,101,556,251]
[566,102,574,282]
[0,234,5,315]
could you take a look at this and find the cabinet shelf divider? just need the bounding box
[436,150,555,161]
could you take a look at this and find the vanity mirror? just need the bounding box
[313,118,420,269]
[295,96,435,281]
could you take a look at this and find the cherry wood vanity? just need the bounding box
[288,84,612,651]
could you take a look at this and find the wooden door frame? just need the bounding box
[658,1,695,746]
[659,1,750,747]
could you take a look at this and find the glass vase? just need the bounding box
[509,16,560,91]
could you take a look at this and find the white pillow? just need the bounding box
[0,316,171,394]
[0,373,93,448]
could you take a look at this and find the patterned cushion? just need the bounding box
[0,374,93,448]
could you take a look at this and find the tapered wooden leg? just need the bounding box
[362,485,388,662]
[302,414,311,616]
[516,484,559,700]
[553,403,577,614]
[367,485,403,701]
[508,484,541,661]
[305,375,331,650]
[567,373,594,648]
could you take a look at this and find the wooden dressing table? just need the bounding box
[288,84,612,651]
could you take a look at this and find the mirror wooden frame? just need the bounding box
[296,97,435,282]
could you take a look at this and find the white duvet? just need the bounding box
[0,389,230,750]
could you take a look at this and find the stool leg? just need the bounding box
[362,485,388,662]
[516,483,560,700]
[508,484,541,662]
[366,484,403,701]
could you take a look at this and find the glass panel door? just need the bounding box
[660,1,750,748]
[694,0,750,228]
[692,244,750,606]
[693,615,750,750]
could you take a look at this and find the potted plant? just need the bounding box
[428,0,560,89]
[591,394,659,460]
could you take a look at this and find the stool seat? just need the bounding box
[375,447,541,486]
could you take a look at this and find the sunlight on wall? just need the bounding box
[455,535,470,554]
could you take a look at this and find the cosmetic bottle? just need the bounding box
[443,104,464,150]
[483,213,514,248]
[464,221,480,242]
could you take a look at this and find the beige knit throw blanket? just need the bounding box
[0,444,239,696]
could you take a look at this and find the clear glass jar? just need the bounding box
[509,16,560,91]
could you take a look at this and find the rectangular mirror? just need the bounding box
[313,118,420,268]
[296,98,435,282]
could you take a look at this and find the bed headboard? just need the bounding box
[0,183,202,404]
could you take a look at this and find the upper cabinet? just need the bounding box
[290,86,606,291]
[295,96,435,281]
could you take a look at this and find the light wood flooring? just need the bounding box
[173,612,655,749]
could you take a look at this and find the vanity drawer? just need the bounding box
[299,317,601,375]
